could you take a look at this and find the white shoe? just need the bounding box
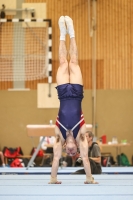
[58,16,67,41]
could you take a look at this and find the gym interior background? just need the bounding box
[0,0,133,163]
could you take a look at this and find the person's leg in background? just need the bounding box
[0,151,5,167]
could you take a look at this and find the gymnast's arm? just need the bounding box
[49,135,62,184]
[79,134,98,184]
[79,134,91,176]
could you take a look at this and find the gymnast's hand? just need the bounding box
[84,176,99,184]
[48,181,62,184]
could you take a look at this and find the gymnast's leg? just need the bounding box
[65,16,83,85]
[56,16,69,86]
[55,16,69,145]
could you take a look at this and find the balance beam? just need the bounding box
[26,125,56,169]
[27,124,56,137]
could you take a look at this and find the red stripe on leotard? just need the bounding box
[80,111,85,128]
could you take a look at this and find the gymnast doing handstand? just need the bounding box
[49,16,98,184]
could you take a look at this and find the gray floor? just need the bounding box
[0,171,133,200]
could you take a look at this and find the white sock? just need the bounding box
[2,163,5,167]
[65,16,75,38]
[58,16,66,41]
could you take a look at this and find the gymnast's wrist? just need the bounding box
[50,176,57,183]
[86,175,93,183]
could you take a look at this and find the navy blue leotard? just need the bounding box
[55,83,85,140]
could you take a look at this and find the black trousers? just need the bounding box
[72,158,102,174]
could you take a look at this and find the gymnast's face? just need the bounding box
[65,130,77,156]
[65,142,77,157]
